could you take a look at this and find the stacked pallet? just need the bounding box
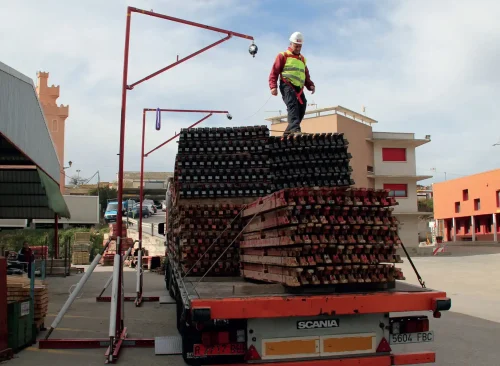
[108,223,128,239]
[100,236,135,266]
[174,126,271,200]
[72,232,91,265]
[168,203,245,276]
[239,187,405,291]
[169,126,273,277]
[269,133,355,191]
[7,276,48,328]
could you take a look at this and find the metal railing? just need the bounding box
[126,218,159,237]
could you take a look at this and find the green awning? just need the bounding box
[37,168,71,219]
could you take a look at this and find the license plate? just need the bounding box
[193,343,245,356]
[390,332,434,345]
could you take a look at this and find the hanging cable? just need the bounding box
[241,95,272,123]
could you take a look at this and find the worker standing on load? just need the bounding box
[269,31,315,136]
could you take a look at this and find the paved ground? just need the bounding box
[129,212,164,237]
[6,251,500,365]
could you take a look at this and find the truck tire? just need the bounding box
[176,296,186,335]
[168,269,175,299]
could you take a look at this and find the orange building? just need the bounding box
[433,169,500,242]
[36,71,69,193]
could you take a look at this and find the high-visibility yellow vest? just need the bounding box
[280,50,307,88]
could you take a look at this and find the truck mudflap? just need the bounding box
[214,352,435,365]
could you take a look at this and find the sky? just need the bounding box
[1,0,499,184]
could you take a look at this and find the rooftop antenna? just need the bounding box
[265,110,282,115]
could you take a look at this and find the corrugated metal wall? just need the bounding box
[0,61,61,182]
[0,169,55,219]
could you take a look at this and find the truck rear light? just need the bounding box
[218,331,230,344]
[391,316,429,334]
[376,337,391,353]
[245,345,261,361]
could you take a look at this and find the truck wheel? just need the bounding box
[176,297,186,335]
[168,270,175,298]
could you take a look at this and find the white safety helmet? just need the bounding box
[289,32,304,45]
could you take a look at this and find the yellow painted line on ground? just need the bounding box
[25,347,91,356]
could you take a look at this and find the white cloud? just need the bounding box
[1,0,498,184]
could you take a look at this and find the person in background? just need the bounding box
[269,31,315,137]
[18,241,34,278]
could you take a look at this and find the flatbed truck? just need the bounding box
[159,221,451,366]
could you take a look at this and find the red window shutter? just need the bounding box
[382,148,406,162]
[383,184,408,197]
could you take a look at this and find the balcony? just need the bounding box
[367,132,431,147]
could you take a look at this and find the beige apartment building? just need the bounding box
[267,106,431,248]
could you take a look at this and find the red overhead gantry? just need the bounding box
[38,6,255,364]
[95,109,230,306]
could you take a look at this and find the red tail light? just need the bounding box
[218,331,230,344]
[245,345,261,360]
[376,337,392,353]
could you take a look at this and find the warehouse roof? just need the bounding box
[0,61,70,219]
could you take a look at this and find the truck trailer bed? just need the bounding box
[176,275,449,320]
[181,276,428,299]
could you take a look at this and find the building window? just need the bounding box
[384,183,408,198]
[382,148,406,162]
[497,190,500,208]
[367,166,374,173]
[463,189,468,201]
[474,198,481,210]
[51,119,58,132]
[455,202,460,213]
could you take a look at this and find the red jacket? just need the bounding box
[269,47,315,90]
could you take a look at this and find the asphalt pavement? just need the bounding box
[128,211,165,238]
[6,244,500,365]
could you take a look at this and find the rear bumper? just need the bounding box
[218,352,435,365]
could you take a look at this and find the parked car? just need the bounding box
[127,203,150,218]
[143,199,157,214]
[104,199,136,223]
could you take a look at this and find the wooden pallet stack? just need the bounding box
[239,187,405,291]
[168,202,245,276]
[71,232,91,265]
[169,125,273,277]
[7,276,48,329]
[100,228,135,266]
[174,126,271,200]
[269,133,354,191]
